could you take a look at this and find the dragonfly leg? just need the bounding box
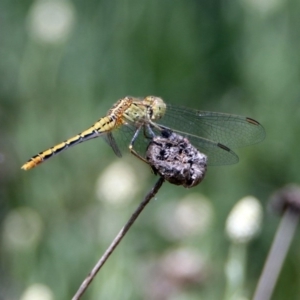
[129,126,149,164]
[143,124,156,139]
[129,123,170,164]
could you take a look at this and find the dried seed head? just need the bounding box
[146,130,207,188]
[270,184,300,215]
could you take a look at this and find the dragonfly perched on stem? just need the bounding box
[21,96,265,170]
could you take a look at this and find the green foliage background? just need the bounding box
[1,0,300,299]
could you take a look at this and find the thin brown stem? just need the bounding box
[252,208,299,300]
[72,177,165,300]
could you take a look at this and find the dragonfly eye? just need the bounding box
[151,97,166,120]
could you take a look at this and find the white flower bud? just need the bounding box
[21,284,54,300]
[226,196,263,243]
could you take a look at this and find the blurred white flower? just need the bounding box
[175,194,213,235]
[226,196,263,243]
[240,0,285,15]
[21,283,54,300]
[2,207,43,250]
[156,193,214,240]
[96,159,144,207]
[140,247,207,300]
[161,247,206,284]
[27,0,76,44]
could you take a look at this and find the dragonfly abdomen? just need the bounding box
[21,99,134,171]
[21,117,117,170]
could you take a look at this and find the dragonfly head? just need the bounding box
[144,96,166,121]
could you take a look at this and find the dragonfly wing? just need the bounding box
[103,118,240,166]
[139,123,238,166]
[106,132,122,157]
[182,133,239,165]
[103,123,151,157]
[159,105,266,149]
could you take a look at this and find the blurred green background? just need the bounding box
[1,0,300,299]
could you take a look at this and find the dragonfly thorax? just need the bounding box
[143,96,166,121]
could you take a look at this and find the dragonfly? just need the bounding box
[21,96,265,170]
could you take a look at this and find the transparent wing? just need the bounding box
[106,132,122,157]
[109,123,238,166]
[157,104,266,149]
[106,123,151,157]
[103,103,265,166]
[182,134,239,165]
